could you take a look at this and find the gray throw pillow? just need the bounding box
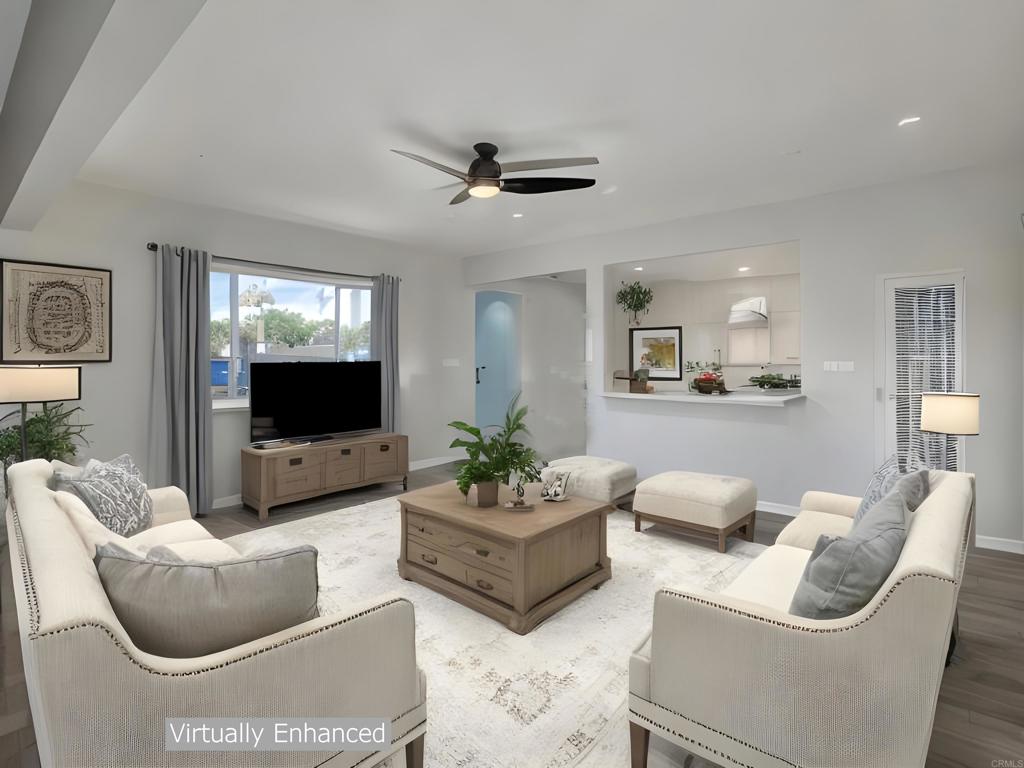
[789,488,909,620]
[854,455,926,524]
[70,454,153,536]
[94,542,319,658]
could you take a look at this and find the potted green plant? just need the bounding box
[448,394,542,507]
[615,281,654,326]
[0,403,90,487]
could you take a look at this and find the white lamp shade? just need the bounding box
[0,366,81,404]
[920,392,980,435]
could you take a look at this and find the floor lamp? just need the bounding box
[919,391,980,665]
[0,366,82,463]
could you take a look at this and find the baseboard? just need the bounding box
[975,535,1024,554]
[212,493,242,510]
[757,501,800,519]
[409,455,460,471]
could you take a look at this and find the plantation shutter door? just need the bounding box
[892,283,960,470]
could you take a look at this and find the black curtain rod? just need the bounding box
[145,242,378,281]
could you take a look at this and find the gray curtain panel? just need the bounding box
[147,245,213,516]
[370,274,400,432]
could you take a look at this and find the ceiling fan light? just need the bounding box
[468,180,500,198]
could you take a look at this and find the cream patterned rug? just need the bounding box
[229,498,764,768]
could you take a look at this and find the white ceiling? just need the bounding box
[610,242,800,282]
[79,0,1024,256]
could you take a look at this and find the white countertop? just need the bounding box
[601,390,805,407]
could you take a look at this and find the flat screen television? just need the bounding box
[249,361,381,442]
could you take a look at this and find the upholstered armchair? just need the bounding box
[628,471,974,768]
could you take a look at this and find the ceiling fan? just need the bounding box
[391,142,598,205]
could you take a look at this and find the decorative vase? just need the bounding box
[474,480,499,508]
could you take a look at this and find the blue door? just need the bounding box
[475,291,522,430]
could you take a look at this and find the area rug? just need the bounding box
[229,499,765,768]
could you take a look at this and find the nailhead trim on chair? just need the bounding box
[629,704,799,768]
[8,500,40,634]
[347,715,427,768]
[660,571,956,633]
[10,497,414,676]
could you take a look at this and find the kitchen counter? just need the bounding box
[601,390,805,407]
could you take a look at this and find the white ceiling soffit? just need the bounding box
[0,0,207,231]
[613,242,800,282]
[78,0,1024,255]
[0,0,32,115]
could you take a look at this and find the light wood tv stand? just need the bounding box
[241,432,408,521]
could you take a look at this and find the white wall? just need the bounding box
[610,273,801,392]
[463,162,1024,545]
[476,276,587,461]
[0,180,474,505]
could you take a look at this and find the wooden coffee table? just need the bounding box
[397,481,612,634]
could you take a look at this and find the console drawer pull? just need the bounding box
[474,548,490,557]
[289,457,302,466]
[340,448,351,456]
[476,579,493,591]
[379,444,390,452]
[420,553,438,565]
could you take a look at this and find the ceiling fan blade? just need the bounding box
[500,157,598,173]
[434,181,465,191]
[391,149,468,181]
[500,177,596,194]
[449,188,471,205]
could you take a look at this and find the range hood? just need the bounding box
[728,296,769,328]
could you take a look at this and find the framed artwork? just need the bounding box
[629,326,682,380]
[1,259,112,363]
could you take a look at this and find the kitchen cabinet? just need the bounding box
[771,311,801,364]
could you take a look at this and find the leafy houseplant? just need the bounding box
[615,281,654,325]
[0,402,90,476]
[448,394,542,507]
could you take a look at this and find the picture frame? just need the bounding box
[629,326,682,380]
[1,259,112,363]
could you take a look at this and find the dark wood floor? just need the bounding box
[0,463,1021,767]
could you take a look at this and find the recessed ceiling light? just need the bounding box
[737,266,751,272]
[898,116,921,127]
[512,213,523,218]
[633,266,644,272]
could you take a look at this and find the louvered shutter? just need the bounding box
[892,284,959,470]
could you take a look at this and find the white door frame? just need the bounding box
[873,269,966,468]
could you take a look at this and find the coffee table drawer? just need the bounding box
[466,564,513,605]
[406,513,513,575]
[407,540,466,584]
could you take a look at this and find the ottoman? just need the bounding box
[633,471,757,552]
[540,456,638,507]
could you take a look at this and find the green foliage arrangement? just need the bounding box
[447,394,542,497]
[210,314,371,355]
[747,373,800,389]
[615,281,654,324]
[0,403,90,474]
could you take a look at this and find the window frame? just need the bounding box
[210,260,372,409]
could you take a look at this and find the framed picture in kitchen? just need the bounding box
[629,326,682,380]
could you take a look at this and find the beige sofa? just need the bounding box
[6,459,426,768]
[629,470,974,768]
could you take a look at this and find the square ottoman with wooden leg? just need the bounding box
[633,471,757,552]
